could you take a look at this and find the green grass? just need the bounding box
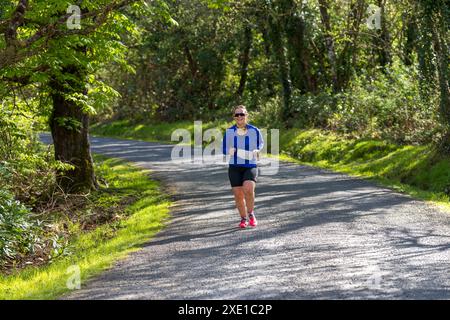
[0,155,171,300]
[90,121,450,212]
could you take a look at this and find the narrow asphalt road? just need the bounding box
[41,135,450,299]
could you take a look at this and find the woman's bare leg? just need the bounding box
[242,180,256,214]
[232,187,247,218]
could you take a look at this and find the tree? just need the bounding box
[416,0,450,149]
[0,0,170,192]
[266,0,293,124]
[236,24,253,98]
[285,0,315,93]
[373,0,392,70]
[317,0,338,92]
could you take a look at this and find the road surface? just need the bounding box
[41,135,450,299]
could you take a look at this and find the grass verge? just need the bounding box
[0,155,171,299]
[278,129,450,211]
[91,121,450,211]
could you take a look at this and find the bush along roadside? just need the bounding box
[91,121,450,210]
[0,155,171,299]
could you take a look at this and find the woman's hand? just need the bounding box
[229,148,236,156]
[252,149,260,159]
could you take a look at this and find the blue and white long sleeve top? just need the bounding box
[222,124,264,168]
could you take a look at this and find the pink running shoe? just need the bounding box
[249,213,257,227]
[239,217,248,229]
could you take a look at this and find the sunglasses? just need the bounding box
[234,113,247,117]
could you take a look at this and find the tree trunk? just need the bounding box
[318,0,339,92]
[433,26,450,149]
[285,3,316,93]
[337,0,365,90]
[259,25,277,97]
[403,13,417,66]
[49,64,98,193]
[418,0,450,151]
[374,0,392,70]
[268,13,293,125]
[236,25,253,97]
[182,41,201,119]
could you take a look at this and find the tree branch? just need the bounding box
[4,0,29,46]
[24,0,137,47]
[1,65,50,85]
[0,0,140,70]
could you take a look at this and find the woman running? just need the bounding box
[222,105,264,228]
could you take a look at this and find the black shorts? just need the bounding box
[228,166,258,187]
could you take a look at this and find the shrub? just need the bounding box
[0,189,43,265]
[0,106,62,207]
[0,105,68,269]
[252,96,284,129]
[290,90,336,128]
[328,63,441,144]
